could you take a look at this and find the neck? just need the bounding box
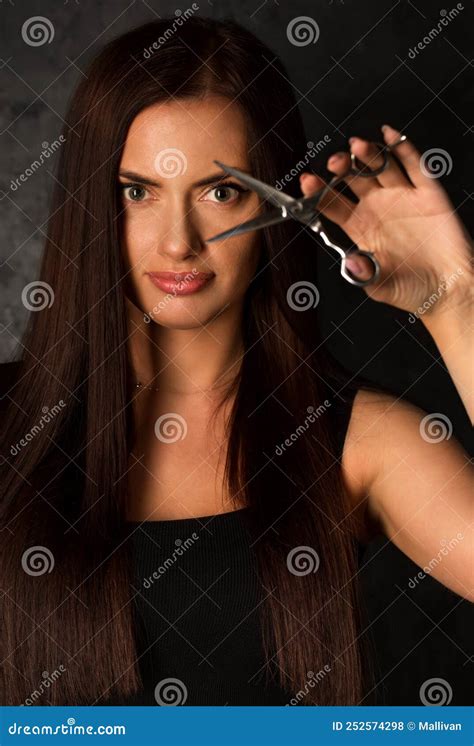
[126,298,245,396]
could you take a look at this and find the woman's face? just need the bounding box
[119,96,262,329]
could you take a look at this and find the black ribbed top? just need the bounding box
[104,386,362,706]
[124,507,290,706]
[0,361,363,706]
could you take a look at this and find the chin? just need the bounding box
[146,304,226,329]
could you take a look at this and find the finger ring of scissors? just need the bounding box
[205,135,407,288]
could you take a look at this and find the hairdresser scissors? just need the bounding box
[205,136,407,287]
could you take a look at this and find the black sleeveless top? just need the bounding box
[0,361,362,706]
[113,386,362,706]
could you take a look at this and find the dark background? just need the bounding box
[1,0,472,704]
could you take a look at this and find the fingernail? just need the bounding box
[345,256,365,276]
[348,137,358,144]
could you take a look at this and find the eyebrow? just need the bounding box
[118,169,250,188]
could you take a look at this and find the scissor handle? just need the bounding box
[310,218,381,287]
[341,249,381,287]
[348,140,391,178]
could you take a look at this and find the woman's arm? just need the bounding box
[422,296,473,424]
[342,389,473,602]
[301,124,473,596]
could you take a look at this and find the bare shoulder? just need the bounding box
[337,389,393,543]
[340,388,414,486]
[341,388,473,584]
[340,388,433,544]
[342,387,460,473]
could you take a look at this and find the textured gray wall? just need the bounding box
[2,0,472,370]
[1,0,472,704]
[1,1,472,436]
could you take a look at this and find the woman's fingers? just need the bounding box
[299,172,354,227]
[349,133,408,188]
[327,150,380,198]
[381,124,430,188]
[300,122,432,229]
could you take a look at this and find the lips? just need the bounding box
[149,271,212,281]
[147,271,215,296]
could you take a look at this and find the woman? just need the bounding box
[0,17,471,707]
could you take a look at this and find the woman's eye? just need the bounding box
[122,185,148,202]
[204,182,248,204]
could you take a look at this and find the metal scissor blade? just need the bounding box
[205,208,291,243]
[298,188,327,213]
[213,160,297,210]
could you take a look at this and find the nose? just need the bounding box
[155,198,205,262]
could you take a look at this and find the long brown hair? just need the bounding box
[1,16,384,705]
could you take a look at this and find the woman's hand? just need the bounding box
[300,124,472,320]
